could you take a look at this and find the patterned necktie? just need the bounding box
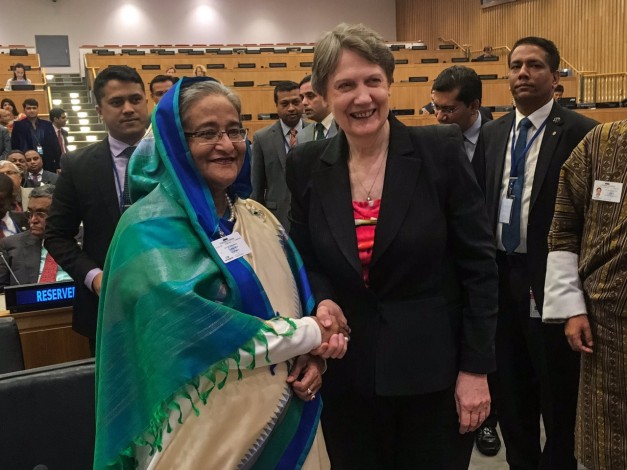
[289,128,297,148]
[122,146,136,210]
[315,122,326,140]
[502,117,533,253]
[40,251,59,283]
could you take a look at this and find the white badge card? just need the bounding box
[211,232,252,263]
[530,290,541,319]
[592,180,623,203]
[499,198,514,224]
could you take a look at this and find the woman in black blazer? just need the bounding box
[286,23,499,469]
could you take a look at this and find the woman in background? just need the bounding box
[1,98,26,134]
[4,63,31,91]
[194,64,207,77]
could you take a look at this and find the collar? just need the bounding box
[29,170,43,177]
[108,134,140,158]
[279,119,304,136]
[515,99,553,130]
[463,112,482,145]
[319,113,335,131]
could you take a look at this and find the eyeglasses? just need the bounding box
[184,128,248,146]
[432,103,459,115]
[25,210,48,220]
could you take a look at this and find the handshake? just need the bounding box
[311,299,351,359]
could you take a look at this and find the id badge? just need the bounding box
[592,180,623,203]
[530,289,541,318]
[499,198,514,224]
[36,145,43,155]
[211,232,252,263]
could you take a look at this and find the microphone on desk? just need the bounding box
[0,252,21,285]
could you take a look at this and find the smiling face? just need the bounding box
[7,152,27,173]
[96,79,148,145]
[25,150,43,173]
[326,49,390,140]
[508,44,560,115]
[183,94,246,199]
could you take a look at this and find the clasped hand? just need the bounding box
[311,299,350,359]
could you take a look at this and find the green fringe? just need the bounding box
[105,317,299,469]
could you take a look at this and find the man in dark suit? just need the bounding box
[0,185,77,288]
[432,64,501,457]
[50,108,69,157]
[251,81,307,229]
[296,75,338,144]
[45,65,149,349]
[23,150,58,187]
[10,99,61,172]
[473,37,598,470]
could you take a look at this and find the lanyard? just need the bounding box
[509,118,548,178]
[112,161,126,213]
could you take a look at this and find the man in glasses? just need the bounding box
[432,65,492,162]
[0,185,77,289]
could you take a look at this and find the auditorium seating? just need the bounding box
[0,317,25,373]
[0,358,95,469]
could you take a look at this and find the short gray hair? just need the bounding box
[179,80,242,128]
[312,23,395,97]
[29,185,55,199]
[0,160,20,173]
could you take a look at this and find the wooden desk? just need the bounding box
[0,306,91,369]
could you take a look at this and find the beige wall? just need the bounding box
[396,0,626,74]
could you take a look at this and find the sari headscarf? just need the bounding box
[94,77,317,469]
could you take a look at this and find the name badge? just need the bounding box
[211,232,252,263]
[592,180,623,203]
[36,145,43,155]
[499,198,514,224]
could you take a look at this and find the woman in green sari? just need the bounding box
[93,77,346,469]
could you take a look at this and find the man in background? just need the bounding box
[251,81,307,229]
[473,36,597,469]
[296,75,337,143]
[23,149,58,187]
[50,107,69,157]
[149,74,177,105]
[45,65,149,350]
[11,99,61,172]
[0,185,75,288]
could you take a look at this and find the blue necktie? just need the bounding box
[502,117,533,253]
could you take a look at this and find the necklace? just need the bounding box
[218,193,236,237]
[352,147,388,207]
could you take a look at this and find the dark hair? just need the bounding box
[432,65,482,105]
[49,107,66,121]
[554,84,564,93]
[312,23,395,97]
[0,174,14,195]
[93,65,145,106]
[273,81,299,104]
[299,75,312,88]
[508,36,561,72]
[149,74,176,93]
[22,98,38,109]
[12,62,27,81]
[29,184,55,199]
[1,98,19,117]
[6,150,25,158]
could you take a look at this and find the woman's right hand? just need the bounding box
[311,299,350,359]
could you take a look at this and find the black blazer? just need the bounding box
[45,138,121,338]
[0,231,41,287]
[473,103,597,310]
[286,115,498,397]
[10,118,61,172]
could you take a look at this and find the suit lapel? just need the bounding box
[271,121,288,171]
[530,103,565,209]
[487,113,515,210]
[25,234,42,282]
[94,139,122,222]
[313,133,362,276]
[370,117,421,268]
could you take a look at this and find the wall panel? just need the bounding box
[397,0,626,74]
